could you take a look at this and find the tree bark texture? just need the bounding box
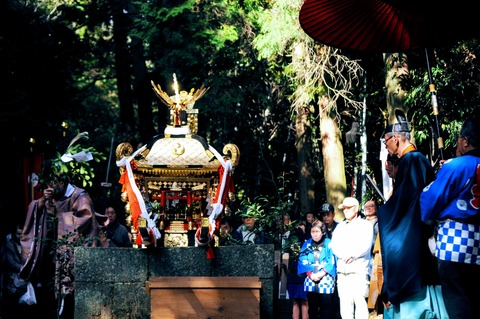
[319,97,347,221]
[295,105,315,214]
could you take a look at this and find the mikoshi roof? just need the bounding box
[135,133,220,176]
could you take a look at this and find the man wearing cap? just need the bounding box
[378,110,438,316]
[320,203,337,239]
[330,197,373,319]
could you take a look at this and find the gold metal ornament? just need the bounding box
[151,75,209,112]
[172,143,185,156]
[116,142,134,161]
[223,144,240,167]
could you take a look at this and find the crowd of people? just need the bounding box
[219,112,478,319]
[279,198,377,319]
[1,113,479,319]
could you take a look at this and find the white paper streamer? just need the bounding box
[207,145,233,234]
[116,146,161,240]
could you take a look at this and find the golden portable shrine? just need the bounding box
[115,75,240,250]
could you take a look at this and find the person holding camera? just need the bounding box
[99,205,132,248]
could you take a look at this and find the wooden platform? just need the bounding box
[146,276,262,319]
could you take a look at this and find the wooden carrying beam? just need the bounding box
[146,277,262,319]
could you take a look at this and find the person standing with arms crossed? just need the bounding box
[420,115,480,319]
[330,197,373,319]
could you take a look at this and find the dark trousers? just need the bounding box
[306,291,336,319]
[438,259,480,319]
[35,284,58,318]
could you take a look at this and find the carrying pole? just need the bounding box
[100,136,114,211]
[101,136,115,188]
[425,48,444,161]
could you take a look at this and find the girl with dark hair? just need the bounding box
[298,220,337,318]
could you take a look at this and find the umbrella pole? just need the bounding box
[425,48,444,161]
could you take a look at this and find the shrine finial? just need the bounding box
[151,75,209,113]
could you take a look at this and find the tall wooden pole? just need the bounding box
[425,48,444,161]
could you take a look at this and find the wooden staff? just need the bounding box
[425,48,444,161]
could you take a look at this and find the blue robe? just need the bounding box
[378,150,438,305]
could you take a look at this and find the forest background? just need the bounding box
[1,0,479,236]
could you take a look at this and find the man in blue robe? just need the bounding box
[377,110,439,315]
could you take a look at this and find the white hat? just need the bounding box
[338,197,359,209]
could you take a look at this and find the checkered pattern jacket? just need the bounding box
[436,220,480,265]
[298,238,336,294]
[420,152,480,265]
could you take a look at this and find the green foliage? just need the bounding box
[205,24,239,50]
[5,0,480,236]
[282,231,303,260]
[404,40,480,161]
[49,133,106,188]
[253,0,306,60]
[238,192,295,250]
[239,197,268,219]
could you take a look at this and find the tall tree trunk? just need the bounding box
[128,1,155,142]
[384,53,409,129]
[382,52,409,198]
[111,0,135,137]
[319,96,347,220]
[130,38,155,142]
[295,105,315,214]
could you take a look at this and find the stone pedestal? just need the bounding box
[74,245,275,319]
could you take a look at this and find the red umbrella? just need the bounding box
[299,0,480,53]
[299,0,480,160]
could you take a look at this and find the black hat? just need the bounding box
[385,109,410,134]
[320,203,334,213]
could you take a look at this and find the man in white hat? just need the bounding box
[330,197,374,319]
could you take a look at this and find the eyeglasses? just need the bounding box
[365,204,375,208]
[383,135,394,146]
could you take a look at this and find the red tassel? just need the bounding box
[206,243,215,259]
[135,234,143,246]
[149,229,155,243]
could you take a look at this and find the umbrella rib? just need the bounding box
[298,0,459,52]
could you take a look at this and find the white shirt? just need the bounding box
[330,215,373,274]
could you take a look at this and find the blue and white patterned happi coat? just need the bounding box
[298,237,337,294]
